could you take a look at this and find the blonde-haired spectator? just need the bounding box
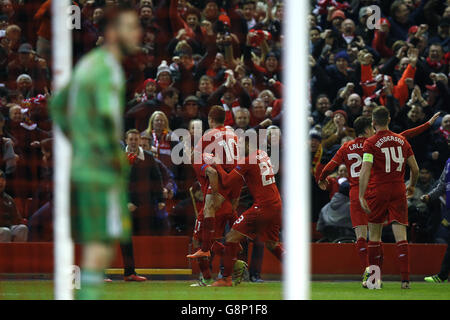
[145,111,176,170]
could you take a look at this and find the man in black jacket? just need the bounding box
[112,129,165,282]
[125,129,165,235]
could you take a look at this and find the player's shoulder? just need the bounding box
[221,126,238,138]
[390,130,407,139]
[362,134,377,151]
[341,136,365,151]
[340,138,355,150]
[73,48,113,83]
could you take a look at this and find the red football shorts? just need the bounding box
[349,187,368,228]
[231,202,282,242]
[193,208,237,241]
[365,182,408,226]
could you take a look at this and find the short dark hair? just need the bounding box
[429,43,443,52]
[315,94,329,104]
[199,75,213,83]
[125,128,140,139]
[420,162,433,172]
[241,0,256,8]
[390,0,406,18]
[372,106,390,127]
[354,116,372,136]
[208,105,226,125]
[185,7,201,20]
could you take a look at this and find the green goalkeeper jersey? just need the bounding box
[50,47,129,186]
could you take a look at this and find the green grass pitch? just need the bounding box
[311,281,450,300]
[1,280,449,300]
[0,280,282,300]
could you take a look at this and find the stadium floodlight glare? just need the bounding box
[52,0,74,300]
[283,0,311,300]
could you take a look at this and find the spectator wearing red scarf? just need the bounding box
[416,43,449,88]
[144,111,176,172]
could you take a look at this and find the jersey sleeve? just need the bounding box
[331,145,345,165]
[193,153,214,177]
[362,139,375,163]
[216,163,246,188]
[400,122,430,140]
[234,162,250,176]
[318,158,340,182]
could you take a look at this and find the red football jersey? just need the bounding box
[233,150,281,206]
[192,153,238,215]
[363,130,414,186]
[193,126,239,172]
[328,136,366,188]
[192,153,214,197]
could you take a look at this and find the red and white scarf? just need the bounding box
[439,126,450,140]
[427,57,446,70]
[152,130,171,157]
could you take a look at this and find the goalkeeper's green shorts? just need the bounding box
[71,182,131,243]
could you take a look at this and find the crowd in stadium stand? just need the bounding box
[0,0,448,254]
[310,0,450,244]
[0,0,282,281]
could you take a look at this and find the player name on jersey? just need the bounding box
[374,135,405,148]
[348,142,363,151]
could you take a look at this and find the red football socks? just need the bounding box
[201,217,215,252]
[396,240,410,282]
[198,257,211,280]
[211,241,225,256]
[356,238,369,270]
[368,241,382,268]
[222,242,240,278]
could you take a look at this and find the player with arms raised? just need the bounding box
[318,112,440,287]
[359,106,419,289]
[210,138,284,287]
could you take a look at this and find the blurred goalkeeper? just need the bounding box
[50,4,142,299]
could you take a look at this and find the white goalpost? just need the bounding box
[283,0,311,300]
[52,0,74,300]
